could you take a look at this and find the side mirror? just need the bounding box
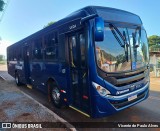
[94,17,104,41]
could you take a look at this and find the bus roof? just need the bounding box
[8,6,142,48]
[68,6,142,24]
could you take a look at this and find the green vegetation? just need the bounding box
[0,60,6,64]
[0,0,5,11]
[101,50,116,61]
[43,21,56,28]
[0,54,4,61]
[148,35,160,47]
[150,44,160,48]
[0,54,6,65]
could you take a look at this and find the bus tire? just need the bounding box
[48,81,61,108]
[15,73,22,86]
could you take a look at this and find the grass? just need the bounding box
[0,61,6,65]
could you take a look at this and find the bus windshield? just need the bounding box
[95,24,149,73]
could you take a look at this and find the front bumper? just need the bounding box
[92,82,149,118]
[108,82,149,110]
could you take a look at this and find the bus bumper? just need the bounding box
[92,82,149,118]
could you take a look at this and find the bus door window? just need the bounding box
[69,36,77,67]
[68,35,80,106]
[80,33,86,68]
[80,33,87,88]
[79,33,89,112]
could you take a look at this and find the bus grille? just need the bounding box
[104,67,148,87]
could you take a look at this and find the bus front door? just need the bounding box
[68,31,90,116]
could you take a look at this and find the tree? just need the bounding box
[43,21,56,28]
[0,0,5,11]
[148,35,160,46]
[0,54,4,61]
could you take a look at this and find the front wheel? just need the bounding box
[49,82,62,108]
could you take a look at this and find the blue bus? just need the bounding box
[7,6,150,118]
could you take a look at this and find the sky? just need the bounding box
[0,0,160,57]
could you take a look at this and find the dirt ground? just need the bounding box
[0,79,74,130]
[0,64,7,71]
[149,72,160,92]
[0,64,13,81]
[1,80,53,122]
[0,65,75,130]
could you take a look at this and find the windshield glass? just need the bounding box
[95,24,149,73]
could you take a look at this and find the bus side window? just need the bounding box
[17,45,22,61]
[58,34,65,62]
[33,38,43,60]
[44,32,58,61]
[45,46,57,60]
[9,49,13,61]
[13,47,17,61]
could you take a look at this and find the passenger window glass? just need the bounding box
[33,38,43,60]
[17,46,22,61]
[33,49,42,59]
[44,32,58,61]
[69,36,77,67]
[58,34,65,61]
[45,46,57,60]
[12,48,17,60]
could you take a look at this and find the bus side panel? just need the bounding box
[30,61,69,106]
[43,63,69,101]
[31,61,44,89]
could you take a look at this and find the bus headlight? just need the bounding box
[92,82,111,96]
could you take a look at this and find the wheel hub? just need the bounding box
[52,88,60,104]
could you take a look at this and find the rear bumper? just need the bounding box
[92,82,149,118]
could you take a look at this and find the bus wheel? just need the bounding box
[49,82,61,108]
[15,73,22,86]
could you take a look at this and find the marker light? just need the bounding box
[92,82,111,96]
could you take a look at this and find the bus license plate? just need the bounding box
[128,95,137,101]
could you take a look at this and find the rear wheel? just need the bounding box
[48,81,61,108]
[15,73,22,86]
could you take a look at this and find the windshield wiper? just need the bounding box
[132,32,138,61]
[123,31,129,61]
[109,25,124,48]
[109,24,129,61]
[109,24,129,46]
